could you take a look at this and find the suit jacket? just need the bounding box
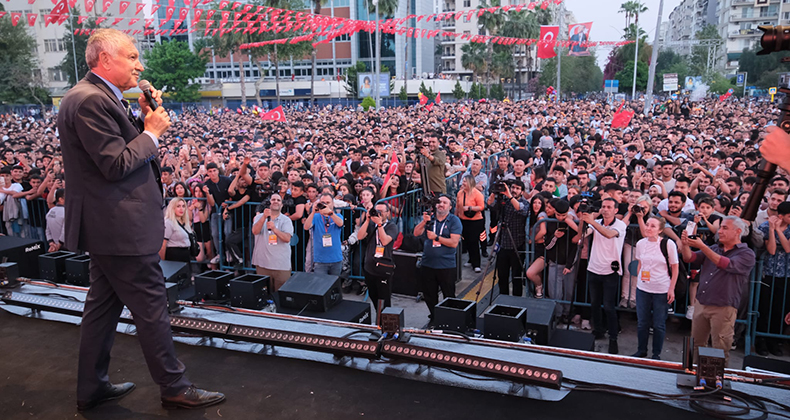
[58,72,163,256]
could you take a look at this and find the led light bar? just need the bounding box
[2,291,85,317]
[170,316,230,335]
[380,341,563,389]
[226,325,379,359]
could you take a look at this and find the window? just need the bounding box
[464,0,470,6]
[44,39,60,53]
[48,68,65,82]
[336,33,351,42]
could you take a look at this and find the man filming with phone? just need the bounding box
[304,192,344,275]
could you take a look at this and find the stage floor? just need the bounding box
[0,309,710,420]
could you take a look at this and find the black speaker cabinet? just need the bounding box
[392,251,421,296]
[493,295,557,345]
[65,254,91,286]
[194,270,234,301]
[0,236,46,278]
[0,262,19,286]
[548,329,595,351]
[484,304,527,342]
[279,272,342,312]
[165,282,182,313]
[39,251,75,283]
[230,274,270,310]
[435,298,476,332]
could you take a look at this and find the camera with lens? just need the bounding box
[368,208,379,218]
[491,180,508,195]
[316,202,327,211]
[631,205,643,214]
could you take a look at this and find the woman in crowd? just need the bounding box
[457,174,485,273]
[632,216,678,360]
[190,183,213,264]
[160,197,193,277]
[527,196,556,298]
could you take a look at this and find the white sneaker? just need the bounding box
[571,314,582,326]
[685,305,695,320]
[463,262,471,267]
[581,320,591,330]
[535,285,544,298]
[474,267,482,273]
[210,255,220,264]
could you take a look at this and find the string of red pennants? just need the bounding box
[0,0,631,48]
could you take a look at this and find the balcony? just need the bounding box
[730,13,778,22]
[441,21,456,29]
[729,28,761,38]
[441,53,456,59]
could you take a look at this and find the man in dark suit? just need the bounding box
[57,29,224,411]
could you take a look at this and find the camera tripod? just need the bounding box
[473,195,527,307]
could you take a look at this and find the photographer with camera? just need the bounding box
[488,180,529,296]
[304,193,345,275]
[414,195,462,319]
[251,193,293,292]
[356,203,399,312]
[620,196,653,309]
[581,198,627,354]
[679,217,755,366]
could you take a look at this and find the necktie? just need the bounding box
[120,99,134,122]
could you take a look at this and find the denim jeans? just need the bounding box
[314,262,342,276]
[547,261,576,318]
[589,272,619,340]
[636,288,668,357]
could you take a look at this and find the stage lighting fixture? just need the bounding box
[380,341,563,388]
[226,324,379,359]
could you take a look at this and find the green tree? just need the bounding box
[59,8,101,87]
[469,82,485,99]
[461,42,487,83]
[398,85,407,101]
[615,60,648,92]
[452,80,466,100]
[490,84,505,100]
[143,40,209,103]
[361,96,376,111]
[308,0,328,107]
[0,5,49,105]
[540,54,603,94]
[737,46,790,89]
[477,0,505,95]
[706,72,735,95]
[419,81,436,101]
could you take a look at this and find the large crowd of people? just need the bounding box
[3,91,790,365]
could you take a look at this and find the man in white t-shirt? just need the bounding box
[580,198,627,355]
[657,177,695,213]
[251,193,294,291]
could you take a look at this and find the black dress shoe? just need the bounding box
[768,342,784,357]
[630,351,647,358]
[161,386,226,410]
[77,382,136,411]
[608,339,619,355]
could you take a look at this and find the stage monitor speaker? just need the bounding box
[165,282,182,313]
[493,295,557,345]
[279,272,342,312]
[0,236,46,278]
[230,274,270,310]
[548,329,595,351]
[279,299,371,324]
[194,270,234,301]
[435,298,477,333]
[0,262,19,286]
[65,254,91,286]
[39,251,76,283]
[483,304,527,342]
[391,251,421,296]
[159,260,192,300]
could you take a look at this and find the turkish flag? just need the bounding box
[418,92,428,105]
[219,0,229,8]
[425,102,434,112]
[85,0,94,12]
[135,3,145,14]
[128,18,139,26]
[27,13,37,26]
[150,5,160,14]
[102,0,113,13]
[206,10,216,20]
[46,0,68,25]
[164,7,175,22]
[380,152,400,196]
[194,9,203,21]
[611,103,634,129]
[11,12,22,26]
[0,12,6,20]
[435,92,441,104]
[537,26,559,59]
[118,0,130,13]
[111,17,123,26]
[261,106,287,122]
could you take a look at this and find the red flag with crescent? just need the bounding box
[435,92,441,104]
[261,106,287,122]
[380,152,400,196]
[425,102,434,112]
[85,0,94,12]
[102,0,113,13]
[118,1,130,13]
[135,3,145,14]
[537,26,558,59]
[11,12,22,26]
[27,13,37,26]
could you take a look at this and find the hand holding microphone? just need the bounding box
[138,80,170,137]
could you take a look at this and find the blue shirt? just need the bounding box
[311,212,344,263]
[92,72,159,146]
[421,214,463,269]
[758,221,790,278]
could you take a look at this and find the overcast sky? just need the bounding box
[563,0,684,68]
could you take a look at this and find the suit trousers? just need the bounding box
[77,253,191,401]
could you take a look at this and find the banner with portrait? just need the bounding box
[568,22,592,57]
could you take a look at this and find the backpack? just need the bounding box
[660,237,688,301]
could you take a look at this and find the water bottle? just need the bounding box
[265,299,276,313]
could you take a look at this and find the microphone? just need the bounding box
[137,79,158,111]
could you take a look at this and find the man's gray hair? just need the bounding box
[723,216,747,235]
[85,28,136,69]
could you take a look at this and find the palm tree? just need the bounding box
[477,0,506,96]
[618,2,632,28]
[499,11,534,99]
[621,1,648,33]
[202,2,253,106]
[365,0,398,98]
[460,42,487,83]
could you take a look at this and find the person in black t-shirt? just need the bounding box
[284,181,307,271]
[510,139,533,171]
[223,170,259,267]
[205,162,233,264]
